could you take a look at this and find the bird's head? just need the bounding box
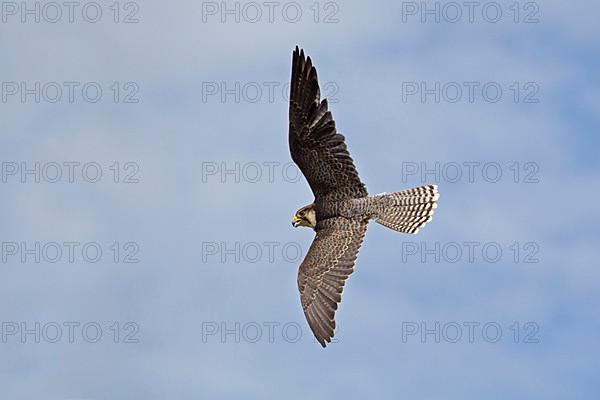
[292,204,317,229]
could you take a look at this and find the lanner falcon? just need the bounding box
[289,46,440,347]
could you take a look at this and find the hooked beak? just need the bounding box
[292,215,301,228]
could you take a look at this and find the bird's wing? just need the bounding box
[297,217,368,347]
[289,46,368,202]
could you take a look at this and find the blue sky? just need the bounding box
[1,0,599,398]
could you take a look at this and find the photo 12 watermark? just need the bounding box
[1,242,140,264]
[401,321,539,343]
[201,2,339,24]
[201,81,339,104]
[1,162,140,184]
[401,2,540,24]
[1,82,140,104]
[400,241,540,264]
[201,321,339,345]
[0,2,140,24]
[401,162,539,184]
[401,82,539,104]
[1,321,139,344]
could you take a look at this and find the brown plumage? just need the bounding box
[289,47,440,347]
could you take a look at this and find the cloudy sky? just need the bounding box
[1,0,599,398]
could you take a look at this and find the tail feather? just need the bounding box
[371,185,439,234]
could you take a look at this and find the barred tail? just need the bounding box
[371,185,439,234]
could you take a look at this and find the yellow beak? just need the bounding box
[292,215,302,227]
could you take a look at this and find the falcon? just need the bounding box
[289,46,440,347]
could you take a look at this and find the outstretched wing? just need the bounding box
[297,217,368,347]
[289,46,367,202]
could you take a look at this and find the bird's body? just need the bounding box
[288,47,439,347]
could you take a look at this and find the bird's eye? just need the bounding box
[299,211,305,216]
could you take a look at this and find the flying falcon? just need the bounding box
[289,46,440,347]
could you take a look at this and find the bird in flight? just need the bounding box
[289,46,440,347]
